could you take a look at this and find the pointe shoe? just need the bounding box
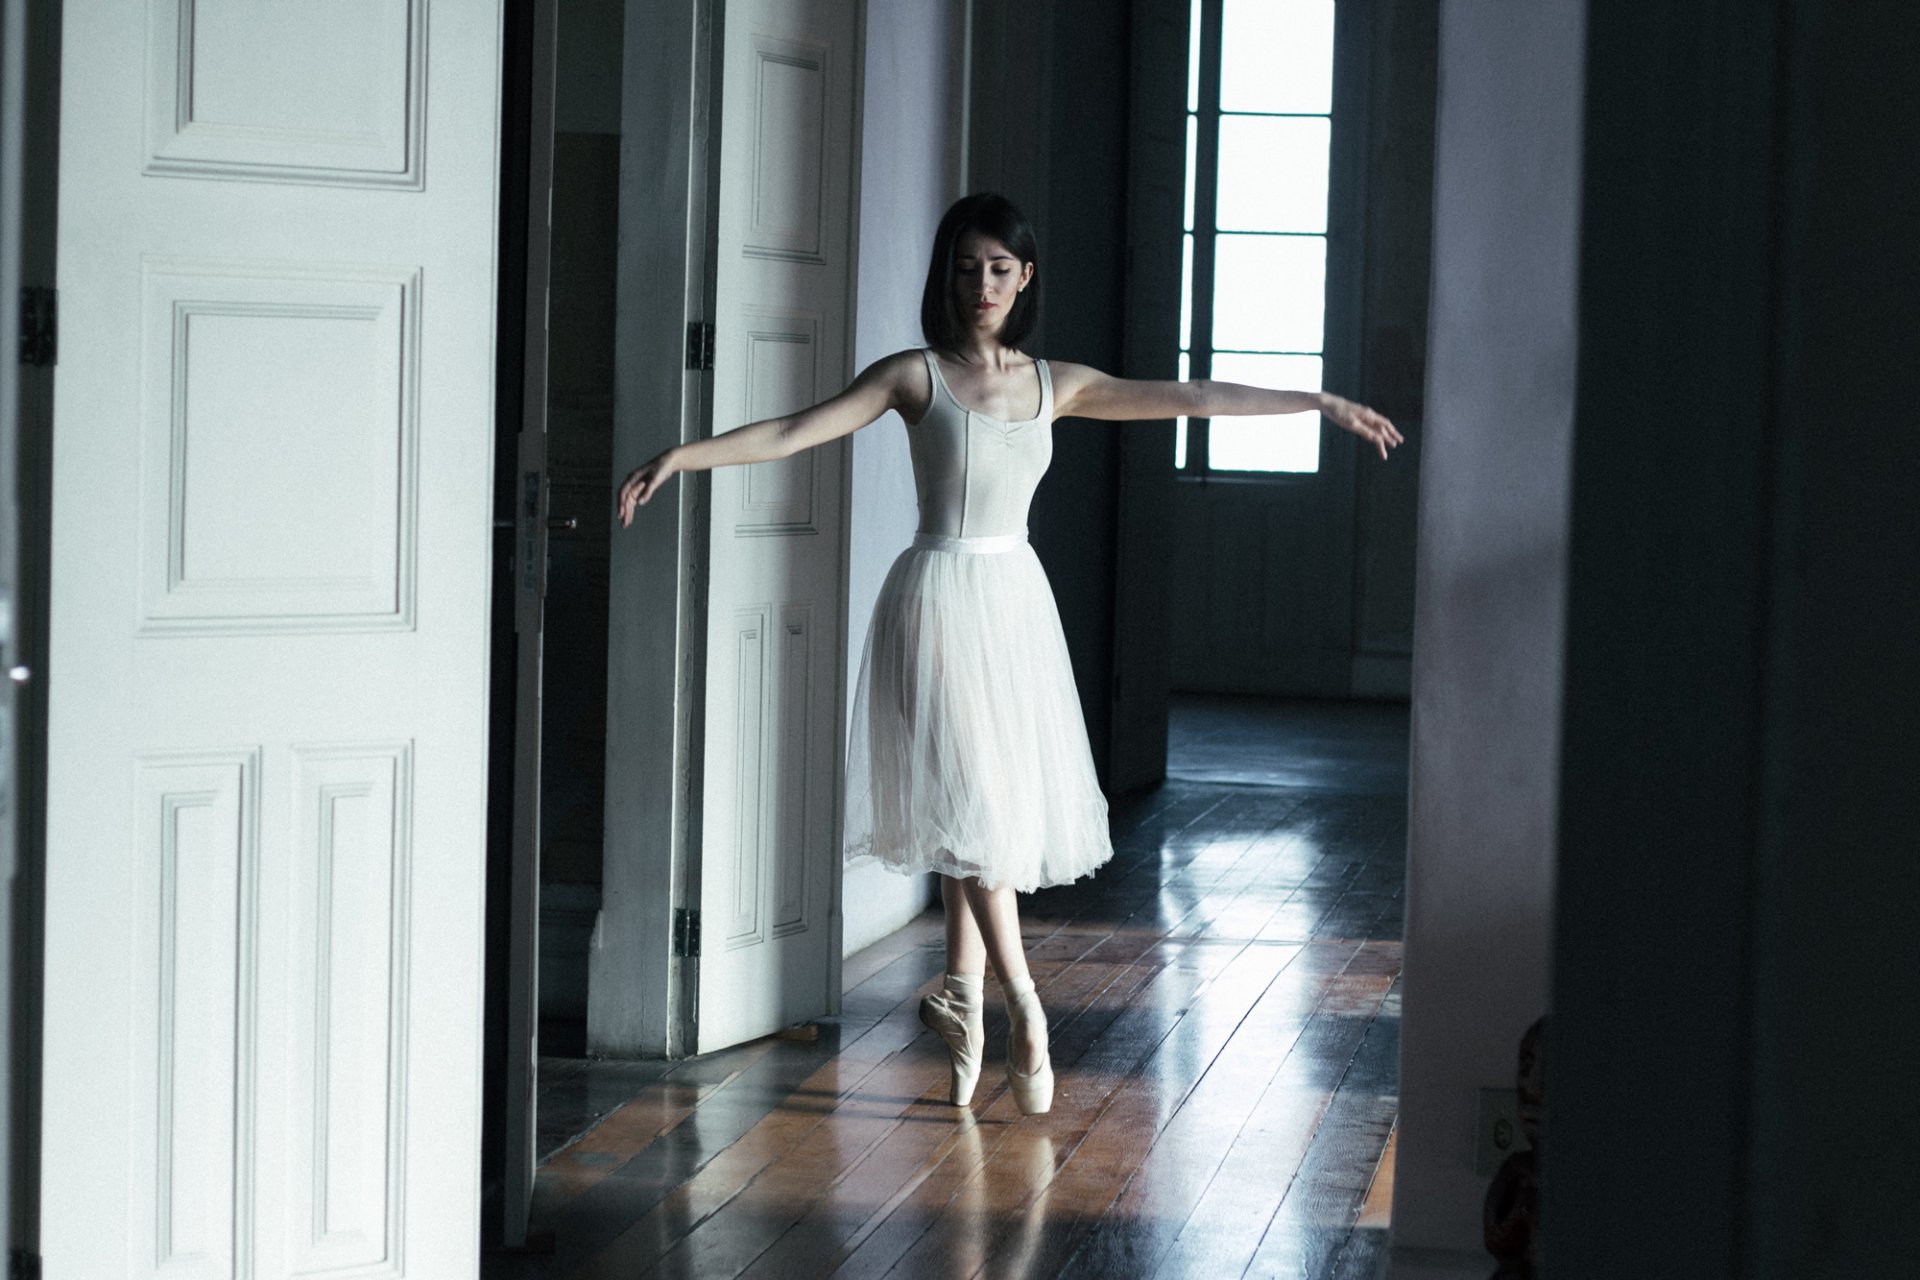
[1004,983,1054,1116]
[919,981,984,1106]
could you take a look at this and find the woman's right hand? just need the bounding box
[617,449,679,528]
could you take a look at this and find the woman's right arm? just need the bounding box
[618,351,922,527]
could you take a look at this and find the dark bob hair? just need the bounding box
[920,192,1041,352]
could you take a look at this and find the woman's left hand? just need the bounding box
[1322,395,1404,460]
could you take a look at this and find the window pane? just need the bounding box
[1216,115,1329,233]
[1183,114,1198,231]
[1221,0,1334,115]
[1207,352,1322,473]
[1211,234,1326,353]
[1175,351,1191,468]
[1187,0,1202,114]
[1180,233,1194,349]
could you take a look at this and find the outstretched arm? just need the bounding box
[617,351,924,527]
[1050,361,1404,460]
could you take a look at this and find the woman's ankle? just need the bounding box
[941,972,984,1009]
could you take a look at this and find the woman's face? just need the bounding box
[951,230,1034,336]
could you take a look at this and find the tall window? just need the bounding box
[1177,0,1338,475]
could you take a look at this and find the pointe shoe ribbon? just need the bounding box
[918,990,984,1106]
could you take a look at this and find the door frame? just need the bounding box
[1,0,27,1261]
[4,0,59,1263]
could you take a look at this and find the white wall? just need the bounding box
[1389,2,1584,1274]
[839,0,966,959]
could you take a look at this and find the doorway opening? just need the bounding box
[482,0,867,1242]
[481,0,625,1228]
[1158,0,1425,709]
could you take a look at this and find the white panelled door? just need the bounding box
[42,3,502,1277]
[693,0,859,1052]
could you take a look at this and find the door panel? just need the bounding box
[43,3,503,1275]
[1168,476,1355,695]
[285,744,410,1274]
[135,261,421,634]
[694,0,856,1053]
[592,0,711,1061]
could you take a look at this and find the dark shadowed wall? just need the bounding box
[969,0,1133,788]
[1549,2,1920,1276]
[1393,1,1920,1274]
[534,0,626,1032]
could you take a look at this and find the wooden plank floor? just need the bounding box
[486,697,1407,1280]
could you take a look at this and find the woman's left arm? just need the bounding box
[1050,362,1405,460]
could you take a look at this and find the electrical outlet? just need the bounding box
[1475,1087,1530,1176]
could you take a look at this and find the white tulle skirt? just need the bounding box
[844,532,1114,892]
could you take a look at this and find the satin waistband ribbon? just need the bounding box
[910,531,1029,554]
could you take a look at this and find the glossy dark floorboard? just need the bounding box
[486,696,1407,1280]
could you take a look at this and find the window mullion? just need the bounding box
[1190,0,1224,476]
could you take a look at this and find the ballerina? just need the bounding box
[618,192,1401,1115]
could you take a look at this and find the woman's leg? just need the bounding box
[957,878,1044,1075]
[941,874,987,976]
[925,875,989,1104]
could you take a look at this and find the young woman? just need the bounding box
[617,193,1401,1115]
